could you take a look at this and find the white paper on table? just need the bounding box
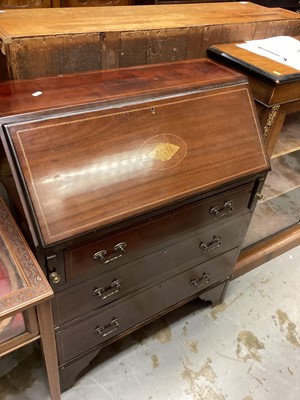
[237,36,300,71]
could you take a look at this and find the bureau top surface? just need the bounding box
[0,3,298,40]
[0,59,244,117]
[0,59,269,246]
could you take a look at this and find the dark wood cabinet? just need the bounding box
[0,59,269,391]
[55,247,238,364]
[250,1,299,11]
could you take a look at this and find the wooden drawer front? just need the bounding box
[56,247,237,363]
[55,214,247,325]
[65,183,252,281]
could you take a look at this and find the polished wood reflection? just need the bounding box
[1,59,269,245]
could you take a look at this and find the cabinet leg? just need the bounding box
[59,349,100,392]
[37,300,61,400]
[199,281,229,308]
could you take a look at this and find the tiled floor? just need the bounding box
[1,245,300,400]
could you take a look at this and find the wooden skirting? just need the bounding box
[234,224,300,278]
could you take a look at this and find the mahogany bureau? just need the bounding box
[0,59,270,390]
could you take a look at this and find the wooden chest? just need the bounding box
[0,59,269,390]
[0,2,300,80]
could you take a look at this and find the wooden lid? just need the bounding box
[0,3,298,40]
[1,60,269,246]
[0,59,246,117]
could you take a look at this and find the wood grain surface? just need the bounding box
[0,3,298,38]
[1,3,299,80]
[1,60,269,245]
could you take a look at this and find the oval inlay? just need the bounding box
[139,134,187,170]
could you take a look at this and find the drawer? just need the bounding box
[56,247,238,363]
[64,183,253,281]
[53,214,249,325]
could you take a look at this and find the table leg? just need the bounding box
[36,300,61,400]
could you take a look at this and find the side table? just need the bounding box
[0,198,60,399]
[208,40,300,276]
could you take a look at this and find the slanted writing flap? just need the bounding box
[5,85,268,246]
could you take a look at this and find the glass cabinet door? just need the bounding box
[0,226,39,355]
[243,111,300,249]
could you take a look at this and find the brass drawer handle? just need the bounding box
[93,249,107,261]
[49,271,61,284]
[93,242,127,264]
[199,235,221,253]
[255,192,264,200]
[190,272,211,288]
[210,200,234,219]
[93,279,123,299]
[94,318,120,337]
